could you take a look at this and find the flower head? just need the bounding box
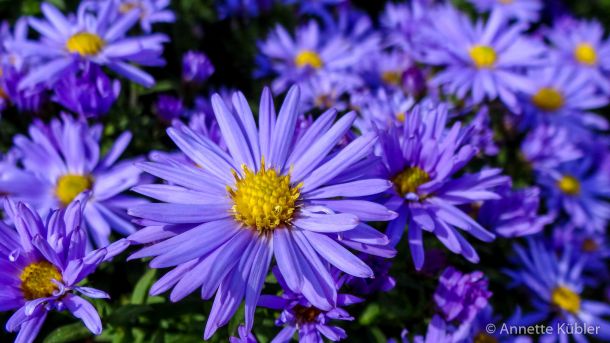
[434,267,492,324]
[155,94,183,123]
[467,0,542,23]
[182,51,214,85]
[14,2,168,88]
[127,86,396,339]
[380,102,510,269]
[117,0,175,32]
[0,114,145,247]
[0,198,127,343]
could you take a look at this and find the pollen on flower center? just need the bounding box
[228,160,302,232]
[55,174,93,206]
[382,71,402,85]
[393,167,430,197]
[66,32,105,56]
[294,50,323,69]
[557,175,580,195]
[532,87,565,112]
[469,45,497,69]
[551,285,581,314]
[574,43,597,66]
[293,305,322,324]
[20,261,62,300]
[498,0,513,4]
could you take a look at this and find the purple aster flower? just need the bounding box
[537,152,610,233]
[380,0,432,56]
[0,65,47,114]
[217,0,273,19]
[0,114,145,248]
[518,67,608,131]
[402,315,456,343]
[182,51,215,85]
[467,0,542,23]
[358,50,420,92]
[0,18,29,71]
[53,64,120,118]
[117,0,175,32]
[352,89,415,133]
[521,123,582,171]
[422,7,546,108]
[258,21,361,93]
[127,86,397,339]
[546,19,610,93]
[283,0,348,27]
[155,94,183,123]
[380,102,510,269]
[434,267,492,324]
[300,72,359,112]
[477,186,552,238]
[506,239,610,342]
[14,2,168,89]
[258,267,362,342]
[0,198,128,343]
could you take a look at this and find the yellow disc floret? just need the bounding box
[66,32,105,56]
[228,159,302,232]
[381,71,402,86]
[551,285,581,314]
[474,332,499,343]
[393,167,430,197]
[55,174,93,206]
[532,87,565,112]
[294,50,323,69]
[574,43,597,66]
[469,45,497,69]
[557,175,580,196]
[20,261,62,300]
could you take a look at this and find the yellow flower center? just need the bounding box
[469,45,497,69]
[381,71,402,86]
[0,87,8,100]
[294,50,323,69]
[532,87,564,112]
[393,167,430,197]
[557,175,580,196]
[396,112,406,122]
[119,2,139,13]
[474,332,499,343]
[228,160,302,232]
[293,305,323,324]
[552,285,581,314]
[582,238,599,252]
[574,43,597,66]
[66,32,105,57]
[20,261,62,300]
[55,174,93,206]
[498,0,513,4]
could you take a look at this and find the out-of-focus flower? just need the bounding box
[506,239,610,342]
[422,7,546,108]
[259,268,362,342]
[352,88,415,133]
[477,186,552,238]
[546,19,610,93]
[155,94,183,123]
[127,86,396,339]
[521,124,582,171]
[0,114,145,247]
[468,0,542,23]
[53,64,120,118]
[117,0,175,32]
[345,254,395,294]
[434,267,492,324]
[519,67,608,131]
[0,65,46,114]
[13,2,167,88]
[466,107,498,156]
[300,72,358,111]
[182,51,214,85]
[0,198,127,343]
[538,152,610,232]
[258,21,360,93]
[217,0,273,19]
[380,103,510,269]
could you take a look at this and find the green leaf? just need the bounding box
[107,304,153,325]
[43,322,93,343]
[131,269,157,305]
[359,303,380,326]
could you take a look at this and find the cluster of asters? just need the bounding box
[0,0,609,342]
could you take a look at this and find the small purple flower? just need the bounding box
[117,0,176,33]
[155,94,183,123]
[0,198,128,343]
[0,114,146,248]
[465,106,498,157]
[352,88,415,133]
[53,64,120,118]
[13,2,168,88]
[0,65,46,114]
[477,186,552,238]
[467,0,542,23]
[380,103,510,269]
[258,268,362,342]
[345,254,395,295]
[521,123,582,171]
[434,267,492,324]
[182,51,215,85]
